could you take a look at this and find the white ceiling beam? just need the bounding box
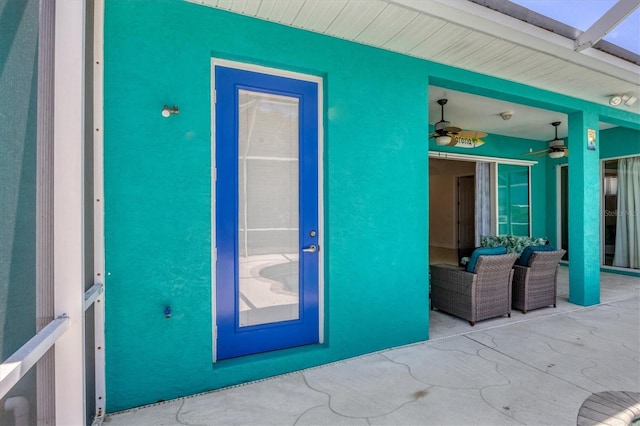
[574,0,640,52]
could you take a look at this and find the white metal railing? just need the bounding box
[0,283,103,401]
[0,316,69,400]
[84,283,104,311]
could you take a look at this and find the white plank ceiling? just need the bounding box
[191,0,639,140]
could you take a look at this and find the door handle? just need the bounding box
[302,245,318,253]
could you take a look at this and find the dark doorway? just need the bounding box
[457,175,475,262]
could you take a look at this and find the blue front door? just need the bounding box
[214,65,319,360]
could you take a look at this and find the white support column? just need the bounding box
[54,0,86,425]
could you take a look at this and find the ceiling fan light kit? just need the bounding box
[435,135,452,145]
[549,151,565,159]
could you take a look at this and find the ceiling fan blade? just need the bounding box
[457,130,487,139]
[443,126,462,133]
[431,131,447,138]
[533,152,548,159]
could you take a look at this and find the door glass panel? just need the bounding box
[603,160,617,266]
[497,164,530,236]
[238,90,300,327]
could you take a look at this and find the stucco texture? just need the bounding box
[103,0,639,412]
[104,0,430,411]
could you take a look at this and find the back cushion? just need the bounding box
[466,246,507,272]
[517,245,556,266]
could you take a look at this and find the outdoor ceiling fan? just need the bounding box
[430,99,487,148]
[523,121,568,159]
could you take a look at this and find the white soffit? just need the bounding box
[191,0,639,113]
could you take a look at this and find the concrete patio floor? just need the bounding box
[104,268,640,425]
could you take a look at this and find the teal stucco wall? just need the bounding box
[104,0,430,411]
[600,127,640,159]
[104,0,640,411]
[544,127,640,248]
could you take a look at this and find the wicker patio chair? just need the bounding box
[512,249,566,313]
[430,253,518,326]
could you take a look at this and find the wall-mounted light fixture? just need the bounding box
[609,95,623,106]
[609,94,637,107]
[161,105,180,117]
[623,95,637,106]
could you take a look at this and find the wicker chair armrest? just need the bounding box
[512,264,529,276]
[512,264,530,285]
[430,264,475,295]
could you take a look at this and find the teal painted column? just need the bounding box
[567,110,600,306]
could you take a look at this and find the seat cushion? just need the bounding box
[517,244,556,266]
[466,246,507,272]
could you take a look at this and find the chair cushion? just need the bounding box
[466,246,507,272]
[517,245,556,266]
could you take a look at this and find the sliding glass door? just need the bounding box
[497,164,531,236]
[602,156,640,270]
